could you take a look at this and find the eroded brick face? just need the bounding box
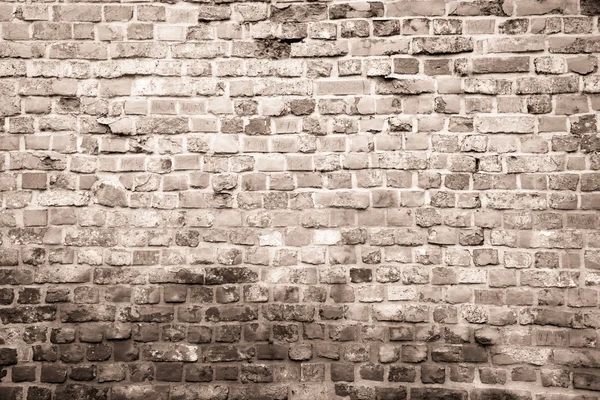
[1,0,600,399]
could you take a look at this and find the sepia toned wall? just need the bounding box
[1,0,600,399]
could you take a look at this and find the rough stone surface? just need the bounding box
[0,0,599,398]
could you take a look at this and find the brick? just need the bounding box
[411,388,468,400]
[475,115,535,134]
[111,386,169,400]
[387,0,445,16]
[270,4,327,22]
[53,5,102,22]
[516,76,579,94]
[411,37,473,55]
[487,36,545,53]
[290,42,348,58]
[471,389,531,400]
[472,57,530,74]
[574,372,600,391]
[376,77,435,95]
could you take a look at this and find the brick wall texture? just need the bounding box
[2,0,600,399]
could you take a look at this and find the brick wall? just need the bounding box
[1,0,600,399]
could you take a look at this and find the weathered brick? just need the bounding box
[111,386,169,400]
[574,372,600,391]
[475,115,535,134]
[270,4,326,22]
[54,384,108,400]
[411,388,468,400]
[471,389,531,400]
[411,37,473,55]
[387,0,446,16]
[516,76,579,94]
[472,56,530,74]
[330,2,383,19]
[487,37,545,53]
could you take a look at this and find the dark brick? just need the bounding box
[40,364,67,383]
[376,387,408,400]
[129,364,154,382]
[421,364,446,384]
[581,0,600,15]
[411,388,468,400]
[359,363,384,381]
[27,387,51,400]
[205,267,258,285]
[215,365,239,381]
[256,344,287,360]
[0,288,14,305]
[240,364,273,383]
[32,345,58,362]
[331,363,354,382]
[0,388,23,400]
[205,305,258,322]
[155,362,183,382]
[574,372,600,391]
[86,344,112,361]
[0,348,18,366]
[113,341,139,362]
[185,364,213,382]
[389,365,416,382]
[0,306,56,324]
[12,365,35,382]
[70,365,97,381]
[470,389,532,400]
[54,384,108,400]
